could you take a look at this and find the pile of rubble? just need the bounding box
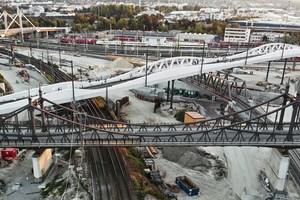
[162,147,227,180]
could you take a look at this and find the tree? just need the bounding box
[128,18,138,30]
[137,14,152,30]
[109,17,116,29]
[215,26,223,36]
[195,22,205,33]
[157,25,169,32]
[73,24,82,32]
[262,35,268,42]
[116,18,128,30]
[212,20,220,32]
[150,14,160,30]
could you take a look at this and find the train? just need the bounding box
[60,34,97,44]
[59,33,267,50]
[209,41,265,48]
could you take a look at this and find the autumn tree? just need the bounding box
[116,18,128,30]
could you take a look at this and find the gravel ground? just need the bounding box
[113,89,300,200]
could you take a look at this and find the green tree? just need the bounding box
[109,17,116,29]
[262,35,268,42]
[157,25,169,32]
[128,18,138,30]
[215,26,223,36]
[137,14,152,30]
[195,22,205,33]
[150,14,160,30]
[116,18,128,30]
[73,24,82,32]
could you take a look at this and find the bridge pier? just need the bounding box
[28,95,38,143]
[280,59,288,85]
[32,149,53,183]
[39,86,47,133]
[169,80,175,109]
[277,82,290,130]
[266,61,271,82]
[265,149,290,193]
[166,81,170,102]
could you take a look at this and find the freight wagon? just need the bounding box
[175,176,199,196]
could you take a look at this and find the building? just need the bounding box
[223,28,251,43]
[250,32,285,42]
[177,32,217,43]
[184,111,205,123]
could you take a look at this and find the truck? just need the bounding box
[175,176,199,196]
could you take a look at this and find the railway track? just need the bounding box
[88,147,111,200]
[289,149,300,190]
[5,43,299,195]
[87,147,133,200]
[100,147,132,200]
[184,76,300,190]
[0,47,132,198]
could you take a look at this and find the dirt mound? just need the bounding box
[108,58,134,70]
[162,147,227,180]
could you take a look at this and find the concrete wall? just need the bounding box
[266,149,290,191]
[32,149,53,180]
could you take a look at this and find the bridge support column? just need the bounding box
[28,95,38,143]
[18,10,24,43]
[145,49,148,87]
[3,11,8,29]
[166,81,170,102]
[265,149,290,193]
[277,82,290,130]
[115,100,120,118]
[227,84,232,100]
[39,86,47,133]
[169,80,175,110]
[265,61,271,82]
[32,149,53,183]
[46,31,49,62]
[105,84,108,108]
[292,57,296,71]
[280,59,288,85]
[286,81,300,141]
[244,32,251,66]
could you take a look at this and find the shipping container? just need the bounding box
[175,176,199,196]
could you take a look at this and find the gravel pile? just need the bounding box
[162,147,227,180]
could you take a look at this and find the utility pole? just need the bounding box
[244,29,251,65]
[71,60,75,104]
[200,40,205,75]
[145,49,148,87]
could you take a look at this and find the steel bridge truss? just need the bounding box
[185,72,247,100]
[228,43,300,60]
[0,89,300,148]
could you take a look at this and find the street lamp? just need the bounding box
[244,29,251,65]
[83,29,88,53]
[121,28,125,54]
[200,40,205,75]
[281,4,290,60]
[36,30,40,49]
[145,49,148,87]
[46,31,49,63]
[136,30,139,57]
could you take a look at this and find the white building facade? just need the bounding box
[224,28,251,43]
